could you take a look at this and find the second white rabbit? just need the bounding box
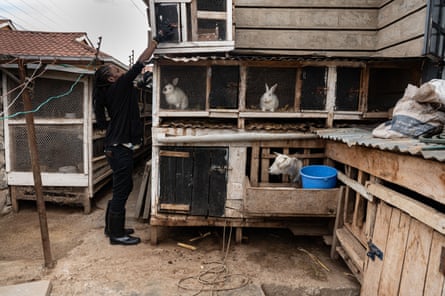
[260,83,279,112]
[162,78,189,110]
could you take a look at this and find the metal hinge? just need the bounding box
[367,241,384,261]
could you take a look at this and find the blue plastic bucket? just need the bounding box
[300,165,337,189]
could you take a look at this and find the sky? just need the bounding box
[0,0,150,65]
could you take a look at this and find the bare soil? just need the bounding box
[0,163,360,296]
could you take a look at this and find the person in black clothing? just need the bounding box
[93,40,157,245]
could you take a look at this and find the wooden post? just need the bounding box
[18,59,54,268]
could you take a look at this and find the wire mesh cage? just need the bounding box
[10,124,84,173]
[246,67,296,112]
[7,77,84,119]
[335,67,361,111]
[210,66,239,109]
[300,66,327,110]
[160,66,206,110]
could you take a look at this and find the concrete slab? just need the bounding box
[0,280,51,296]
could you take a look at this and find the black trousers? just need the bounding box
[104,145,134,214]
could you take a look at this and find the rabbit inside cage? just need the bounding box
[246,67,296,112]
[160,66,206,110]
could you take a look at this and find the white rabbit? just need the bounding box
[162,78,189,110]
[260,83,279,112]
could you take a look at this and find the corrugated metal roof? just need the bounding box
[316,128,445,162]
[155,54,422,63]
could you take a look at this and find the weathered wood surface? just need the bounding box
[376,8,426,50]
[378,210,410,295]
[245,182,339,216]
[367,182,445,235]
[335,227,366,283]
[235,8,378,29]
[235,0,382,7]
[361,201,392,296]
[235,30,377,51]
[398,218,433,295]
[424,231,445,295]
[326,142,445,205]
[234,0,427,57]
[378,0,427,28]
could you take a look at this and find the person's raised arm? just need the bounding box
[137,39,158,64]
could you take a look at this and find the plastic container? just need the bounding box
[300,165,337,189]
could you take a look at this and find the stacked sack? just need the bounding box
[373,79,445,139]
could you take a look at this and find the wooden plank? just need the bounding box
[245,185,339,216]
[377,9,426,50]
[399,218,433,296]
[208,149,227,217]
[378,0,426,28]
[159,150,191,158]
[376,37,424,58]
[336,227,366,275]
[159,151,177,205]
[361,201,392,296]
[337,171,373,202]
[191,148,210,216]
[160,203,190,212]
[331,186,345,259]
[135,161,151,218]
[142,166,152,220]
[250,144,260,186]
[336,246,363,283]
[367,182,445,235]
[326,142,445,205]
[235,8,378,29]
[378,210,410,296]
[424,231,445,295]
[235,0,381,8]
[235,30,377,51]
[174,153,193,205]
[261,148,270,183]
[352,171,367,228]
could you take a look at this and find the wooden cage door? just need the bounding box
[159,147,227,217]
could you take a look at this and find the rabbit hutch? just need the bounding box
[145,0,445,293]
[1,61,153,214]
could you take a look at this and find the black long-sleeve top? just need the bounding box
[100,62,144,147]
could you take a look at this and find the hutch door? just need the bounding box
[159,147,227,217]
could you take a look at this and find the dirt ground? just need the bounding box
[0,163,360,296]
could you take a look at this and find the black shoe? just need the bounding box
[108,210,141,246]
[110,235,141,245]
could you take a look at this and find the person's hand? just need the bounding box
[154,22,176,43]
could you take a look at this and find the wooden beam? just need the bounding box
[367,182,445,235]
[337,171,373,202]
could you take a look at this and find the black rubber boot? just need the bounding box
[108,211,141,245]
[104,201,134,236]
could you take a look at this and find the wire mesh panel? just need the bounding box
[367,68,416,112]
[300,66,327,110]
[210,66,239,109]
[336,67,361,111]
[9,124,84,173]
[7,77,84,119]
[246,67,296,112]
[160,66,206,110]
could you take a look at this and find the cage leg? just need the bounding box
[10,187,19,212]
[235,227,243,244]
[82,187,91,214]
[150,225,159,245]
